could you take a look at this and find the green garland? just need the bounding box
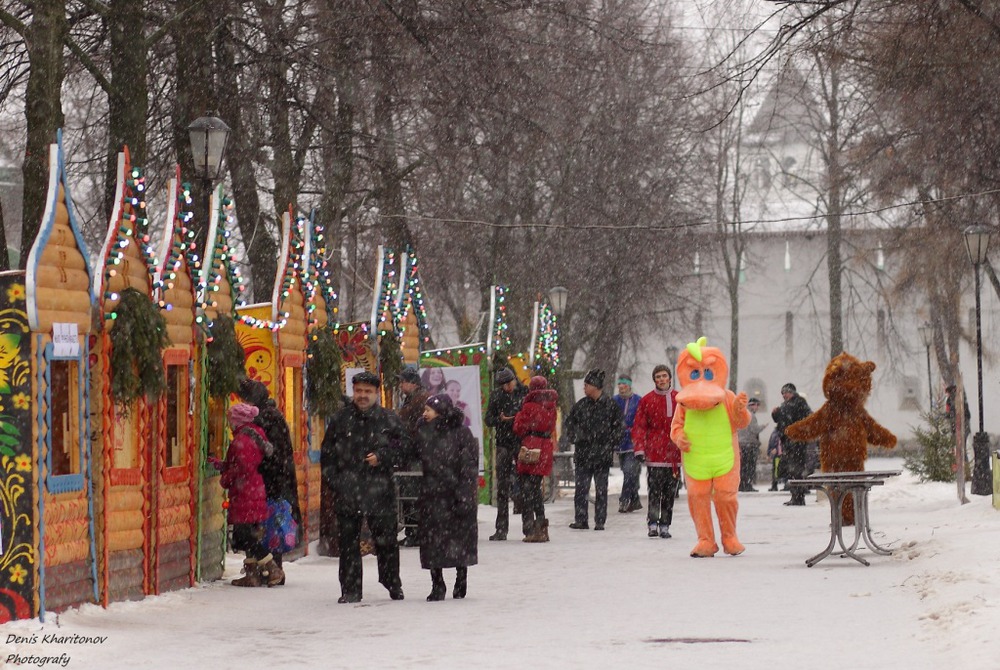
[206,314,246,399]
[306,325,343,419]
[379,329,403,393]
[109,287,170,409]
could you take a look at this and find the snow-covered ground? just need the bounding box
[2,457,999,669]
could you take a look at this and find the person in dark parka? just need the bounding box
[396,367,429,547]
[563,368,625,531]
[483,368,526,541]
[413,393,479,601]
[771,383,813,506]
[321,371,410,603]
[238,378,302,585]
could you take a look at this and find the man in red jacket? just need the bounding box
[631,364,682,538]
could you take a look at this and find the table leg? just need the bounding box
[856,488,893,556]
[832,488,869,566]
[806,487,850,567]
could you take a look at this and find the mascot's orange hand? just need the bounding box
[675,431,691,452]
[733,392,748,415]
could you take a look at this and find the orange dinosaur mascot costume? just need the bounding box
[670,337,750,557]
[784,352,896,525]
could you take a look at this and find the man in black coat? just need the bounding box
[237,378,302,586]
[321,371,410,603]
[563,369,625,531]
[772,382,813,506]
[483,368,526,541]
[396,367,428,547]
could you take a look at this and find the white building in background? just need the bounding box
[627,74,1000,443]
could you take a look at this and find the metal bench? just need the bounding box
[787,470,901,567]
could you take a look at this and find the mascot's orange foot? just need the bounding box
[722,539,745,556]
[690,541,719,558]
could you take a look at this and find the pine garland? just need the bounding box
[306,325,343,419]
[109,287,170,409]
[379,329,403,393]
[206,314,246,399]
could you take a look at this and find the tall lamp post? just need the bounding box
[187,112,231,227]
[918,322,934,410]
[963,225,994,495]
[666,345,679,387]
[548,286,569,413]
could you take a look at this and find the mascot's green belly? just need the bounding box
[681,404,734,479]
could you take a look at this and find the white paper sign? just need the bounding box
[52,322,80,358]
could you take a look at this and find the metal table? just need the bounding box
[787,470,901,567]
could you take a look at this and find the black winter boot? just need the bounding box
[427,569,446,601]
[453,567,467,599]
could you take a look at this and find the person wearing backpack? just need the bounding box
[211,402,274,587]
[238,378,302,585]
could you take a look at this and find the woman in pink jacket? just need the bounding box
[513,376,558,543]
[213,402,273,586]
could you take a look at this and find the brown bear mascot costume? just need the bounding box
[784,352,897,525]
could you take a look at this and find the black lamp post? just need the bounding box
[186,112,231,227]
[963,224,994,495]
[918,322,934,410]
[666,345,679,387]
[548,286,568,317]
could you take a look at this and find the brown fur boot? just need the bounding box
[231,558,263,587]
[259,555,285,587]
[524,519,550,543]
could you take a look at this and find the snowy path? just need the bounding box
[2,458,999,669]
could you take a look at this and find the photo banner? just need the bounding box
[419,347,490,503]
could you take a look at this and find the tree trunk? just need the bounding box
[172,0,217,256]
[217,7,274,302]
[20,0,67,267]
[105,0,149,221]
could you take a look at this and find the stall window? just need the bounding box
[165,364,187,468]
[49,359,80,477]
[284,366,302,453]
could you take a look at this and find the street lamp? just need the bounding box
[666,345,679,386]
[548,286,568,316]
[918,322,934,410]
[963,224,994,495]
[187,112,231,228]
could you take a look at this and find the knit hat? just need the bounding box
[426,393,453,413]
[781,383,797,394]
[352,371,381,388]
[237,378,270,406]
[584,368,605,389]
[529,376,548,391]
[616,375,632,387]
[398,367,421,384]
[227,402,259,428]
[495,368,516,385]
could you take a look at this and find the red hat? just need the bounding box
[529,376,548,391]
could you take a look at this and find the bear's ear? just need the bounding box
[864,361,876,374]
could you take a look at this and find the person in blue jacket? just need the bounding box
[613,375,643,513]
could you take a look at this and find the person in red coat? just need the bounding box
[513,376,558,543]
[212,402,272,587]
[631,364,682,539]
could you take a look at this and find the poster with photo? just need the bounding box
[420,365,485,471]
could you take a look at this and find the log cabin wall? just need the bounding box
[93,153,158,605]
[24,136,98,619]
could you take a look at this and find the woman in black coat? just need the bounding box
[238,378,302,584]
[415,393,479,601]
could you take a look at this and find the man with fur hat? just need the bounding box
[484,367,526,540]
[563,369,625,531]
[395,367,428,547]
[321,371,410,603]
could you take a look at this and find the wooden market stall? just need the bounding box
[21,132,99,618]
[149,173,200,592]
[196,187,246,581]
[236,210,311,556]
[91,150,163,604]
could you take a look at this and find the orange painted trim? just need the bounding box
[109,468,141,486]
